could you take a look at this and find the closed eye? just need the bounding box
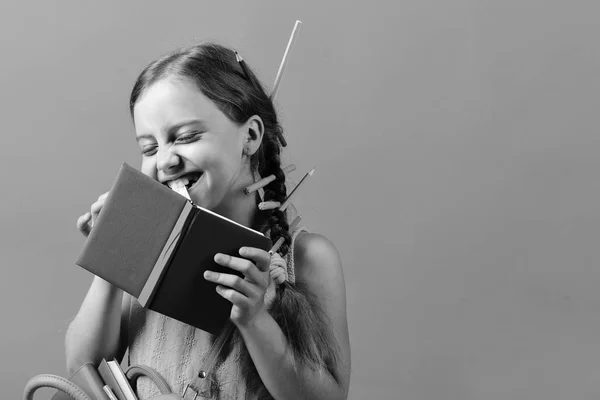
[175,131,204,143]
[141,144,158,156]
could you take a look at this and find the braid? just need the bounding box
[256,131,291,255]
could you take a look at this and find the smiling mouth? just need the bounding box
[166,172,203,191]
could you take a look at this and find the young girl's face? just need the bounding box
[133,76,250,210]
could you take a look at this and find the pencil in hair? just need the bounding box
[258,201,281,210]
[269,236,286,255]
[270,20,302,148]
[244,164,296,195]
[271,20,302,102]
[288,215,302,232]
[279,167,315,212]
[282,164,296,174]
[244,174,276,195]
[235,51,252,81]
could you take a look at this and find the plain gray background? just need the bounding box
[2,0,600,399]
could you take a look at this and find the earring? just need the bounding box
[243,147,250,157]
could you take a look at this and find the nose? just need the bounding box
[156,144,181,173]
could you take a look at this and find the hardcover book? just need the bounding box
[97,359,137,400]
[75,163,271,335]
[51,363,110,400]
[50,359,135,400]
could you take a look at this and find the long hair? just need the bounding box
[129,43,339,399]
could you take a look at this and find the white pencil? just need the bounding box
[271,20,303,102]
[258,201,281,210]
[244,164,296,195]
[269,236,286,255]
[282,164,296,174]
[288,215,302,232]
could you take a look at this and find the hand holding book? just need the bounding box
[76,191,109,238]
[205,246,272,328]
[75,163,272,335]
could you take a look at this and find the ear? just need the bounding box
[243,115,265,155]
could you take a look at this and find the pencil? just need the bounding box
[244,164,296,195]
[244,174,276,195]
[258,201,281,210]
[282,164,296,174]
[269,236,286,254]
[235,51,251,81]
[279,167,315,212]
[271,20,302,101]
[288,215,302,232]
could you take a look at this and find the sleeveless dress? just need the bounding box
[127,226,308,400]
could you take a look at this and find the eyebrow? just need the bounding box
[136,119,209,142]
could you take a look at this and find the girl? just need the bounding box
[66,43,351,400]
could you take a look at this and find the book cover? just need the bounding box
[51,362,109,400]
[76,163,271,334]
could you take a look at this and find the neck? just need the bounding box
[212,173,265,230]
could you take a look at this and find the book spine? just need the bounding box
[137,201,194,307]
[106,360,138,400]
[97,360,128,400]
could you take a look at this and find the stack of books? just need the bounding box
[52,359,138,400]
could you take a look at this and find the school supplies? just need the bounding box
[244,164,296,195]
[271,20,302,102]
[75,163,271,335]
[49,363,110,400]
[48,359,172,400]
[97,359,137,400]
[279,167,315,212]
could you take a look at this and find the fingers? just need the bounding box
[239,247,271,272]
[215,284,248,305]
[76,212,92,237]
[213,253,265,283]
[204,270,255,298]
[90,192,109,225]
[77,192,109,238]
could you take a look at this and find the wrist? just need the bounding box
[235,307,270,334]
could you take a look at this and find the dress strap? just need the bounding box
[286,226,309,284]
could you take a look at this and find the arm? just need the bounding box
[65,276,131,375]
[65,192,131,374]
[237,233,351,400]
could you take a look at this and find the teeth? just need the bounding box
[167,177,189,190]
[167,178,191,200]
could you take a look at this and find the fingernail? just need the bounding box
[204,271,212,279]
[239,247,247,256]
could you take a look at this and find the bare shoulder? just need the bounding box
[293,232,345,295]
[293,231,351,390]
